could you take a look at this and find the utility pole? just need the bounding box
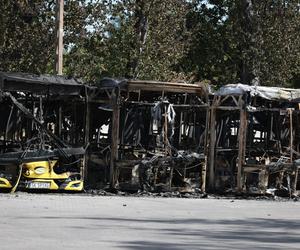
[55,0,64,75]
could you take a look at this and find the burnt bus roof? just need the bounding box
[0,72,209,98]
[97,78,209,97]
[0,72,86,96]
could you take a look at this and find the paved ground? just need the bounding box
[0,193,299,250]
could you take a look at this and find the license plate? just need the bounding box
[27,182,51,189]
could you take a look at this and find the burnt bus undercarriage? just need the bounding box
[0,72,300,196]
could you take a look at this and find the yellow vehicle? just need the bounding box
[0,147,85,192]
[20,160,83,191]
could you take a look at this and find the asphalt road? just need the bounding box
[0,193,299,250]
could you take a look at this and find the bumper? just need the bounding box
[20,179,83,192]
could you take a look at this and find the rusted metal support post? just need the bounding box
[202,107,210,192]
[208,103,217,191]
[237,103,247,192]
[110,88,120,188]
[84,102,90,143]
[83,92,90,184]
[5,105,14,144]
[178,93,187,145]
[55,0,64,75]
[164,103,168,154]
[289,108,293,163]
[294,167,299,194]
[288,108,298,193]
[58,104,62,137]
[169,166,174,191]
[39,96,45,149]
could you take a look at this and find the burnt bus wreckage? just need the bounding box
[0,72,299,196]
[90,79,210,193]
[210,84,300,196]
[0,72,88,191]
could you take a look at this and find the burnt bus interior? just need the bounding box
[244,98,300,196]
[86,79,209,193]
[210,85,300,196]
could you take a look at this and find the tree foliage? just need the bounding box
[0,0,299,87]
[65,0,189,82]
[0,1,56,73]
[181,0,300,86]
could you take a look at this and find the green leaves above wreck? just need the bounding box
[181,0,300,86]
[0,0,299,87]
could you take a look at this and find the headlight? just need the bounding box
[34,167,46,175]
[71,183,81,188]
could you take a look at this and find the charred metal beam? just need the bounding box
[110,88,120,188]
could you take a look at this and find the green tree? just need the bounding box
[181,0,300,87]
[0,0,96,75]
[64,0,190,82]
[180,0,237,85]
[0,1,56,73]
